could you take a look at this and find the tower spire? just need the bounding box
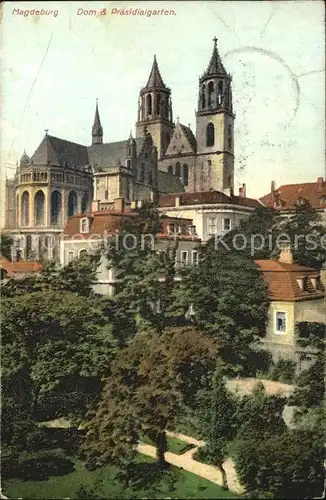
[145,55,166,89]
[203,37,227,77]
[92,98,103,145]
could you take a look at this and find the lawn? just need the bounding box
[4,454,241,499]
[141,434,195,455]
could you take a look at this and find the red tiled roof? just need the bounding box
[63,210,197,240]
[1,256,43,277]
[159,190,261,209]
[260,178,326,210]
[255,259,325,301]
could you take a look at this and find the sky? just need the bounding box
[1,0,325,207]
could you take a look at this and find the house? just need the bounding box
[159,186,261,243]
[60,197,200,295]
[260,177,326,222]
[255,248,325,371]
[0,256,42,281]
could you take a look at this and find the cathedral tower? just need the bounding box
[92,99,103,145]
[135,55,174,158]
[195,38,235,193]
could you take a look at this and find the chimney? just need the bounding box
[317,177,324,192]
[114,197,125,213]
[279,246,293,265]
[91,200,99,212]
[271,180,276,193]
[239,183,246,198]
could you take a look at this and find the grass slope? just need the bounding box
[4,455,241,499]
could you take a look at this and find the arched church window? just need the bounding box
[175,162,181,177]
[206,123,215,147]
[168,165,173,175]
[26,234,32,259]
[218,81,223,94]
[51,190,62,225]
[34,190,45,226]
[208,81,214,107]
[21,191,29,226]
[146,94,152,115]
[201,85,206,109]
[68,191,77,217]
[183,164,189,186]
[81,192,89,214]
[156,94,161,116]
[166,133,170,148]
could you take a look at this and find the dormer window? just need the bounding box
[297,277,308,291]
[80,217,90,234]
[296,197,307,207]
[311,276,322,290]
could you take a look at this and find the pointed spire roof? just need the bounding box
[92,99,103,137]
[145,55,166,89]
[20,150,30,165]
[202,37,228,78]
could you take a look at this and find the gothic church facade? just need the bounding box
[4,38,235,260]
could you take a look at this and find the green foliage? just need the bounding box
[234,429,324,498]
[2,251,101,298]
[268,358,296,384]
[289,356,325,411]
[222,201,326,267]
[0,232,13,260]
[173,245,269,375]
[83,327,219,469]
[235,382,287,441]
[106,205,178,337]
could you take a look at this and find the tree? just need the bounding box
[289,356,325,412]
[0,233,13,260]
[1,251,101,299]
[2,289,116,423]
[83,326,220,470]
[196,372,238,490]
[281,199,326,268]
[172,245,270,375]
[221,201,326,268]
[106,204,178,337]
[234,429,324,499]
[235,382,287,441]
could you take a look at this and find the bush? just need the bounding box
[234,430,324,499]
[270,359,296,383]
[14,449,75,481]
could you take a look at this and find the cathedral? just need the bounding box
[4,38,235,260]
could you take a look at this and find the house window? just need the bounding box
[149,299,162,313]
[183,164,189,186]
[80,218,89,233]
[181,250,188,266]
[68,251,74,263]
[207,216,217,234]
[188,225,196,235]
[222,218,231,232]
[192,250,198,265]
[168,223,177,234]
[206,123,215,147]
[275,312,286,333]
